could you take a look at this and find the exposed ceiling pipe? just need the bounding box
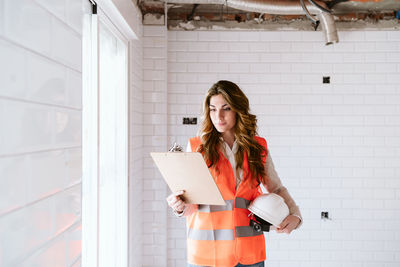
[225,0,339,45]
[167,0,339,45]
[329,0,400,13]
[308,0,332,13]
[318,8,338,45]
[300,0,320,26]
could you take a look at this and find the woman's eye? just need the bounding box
[210,109,216,112]
[224,107,231,111]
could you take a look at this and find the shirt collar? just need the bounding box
[219,136,238,154]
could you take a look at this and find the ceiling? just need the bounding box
[138,0,400,29]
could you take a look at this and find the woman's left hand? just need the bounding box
[276,215,301,234]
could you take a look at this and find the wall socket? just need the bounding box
[321,211,330,220]
[183,117,197,125]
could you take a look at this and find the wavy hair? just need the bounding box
[198,80,267,185]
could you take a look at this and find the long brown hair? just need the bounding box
[198,80,267,184]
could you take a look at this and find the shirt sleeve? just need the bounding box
[186,141,191,152]
[262,149,303,228]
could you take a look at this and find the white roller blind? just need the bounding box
[82,5,129,267]
[98,15,128,267]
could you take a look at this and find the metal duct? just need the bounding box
[226,0,339,45]
[318,8,338,45]
[167,0,339,45]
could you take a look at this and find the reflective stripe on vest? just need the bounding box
[188,227,262,240]
[198,200,234,212]
[235,226,264,238]
[235,197,250,209]
[197,198,249,212]
[187,228,235,240]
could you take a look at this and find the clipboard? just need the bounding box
[150,152,226,205]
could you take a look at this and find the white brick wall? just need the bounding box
[142,25,169,267]
[0,0,88,266]
[164,30,400,267]
[129,6,145,267]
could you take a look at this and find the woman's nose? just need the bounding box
[216,110,223,119]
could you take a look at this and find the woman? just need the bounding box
[167,80,302,267]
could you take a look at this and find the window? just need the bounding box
[82,4,129,266]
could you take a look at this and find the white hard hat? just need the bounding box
[248,193,290,227]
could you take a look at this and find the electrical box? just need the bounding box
[183,117,197,125]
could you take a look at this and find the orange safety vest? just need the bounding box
[187,136,268,267]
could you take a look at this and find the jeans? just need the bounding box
[188,261,264,267]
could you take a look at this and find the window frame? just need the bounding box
[82,3,131,267]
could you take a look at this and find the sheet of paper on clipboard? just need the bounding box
[150,152,225,205]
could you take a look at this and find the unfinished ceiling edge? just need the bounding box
[168,19,400,31]
[331,0,400,14]
[226,0,338,44]
[167,0,225,4]
[167,0,339,44]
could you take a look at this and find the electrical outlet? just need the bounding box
[183,117,197,125]
[321,211,330,220]
[323,76,330,84]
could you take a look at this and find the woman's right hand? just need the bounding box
[166,190,186,213]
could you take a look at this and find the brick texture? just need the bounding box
[142,25,169,267]
[163,30,400,267]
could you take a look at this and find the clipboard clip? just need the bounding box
[168,142,183,152]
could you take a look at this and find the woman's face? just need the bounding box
[209,94,236,135]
